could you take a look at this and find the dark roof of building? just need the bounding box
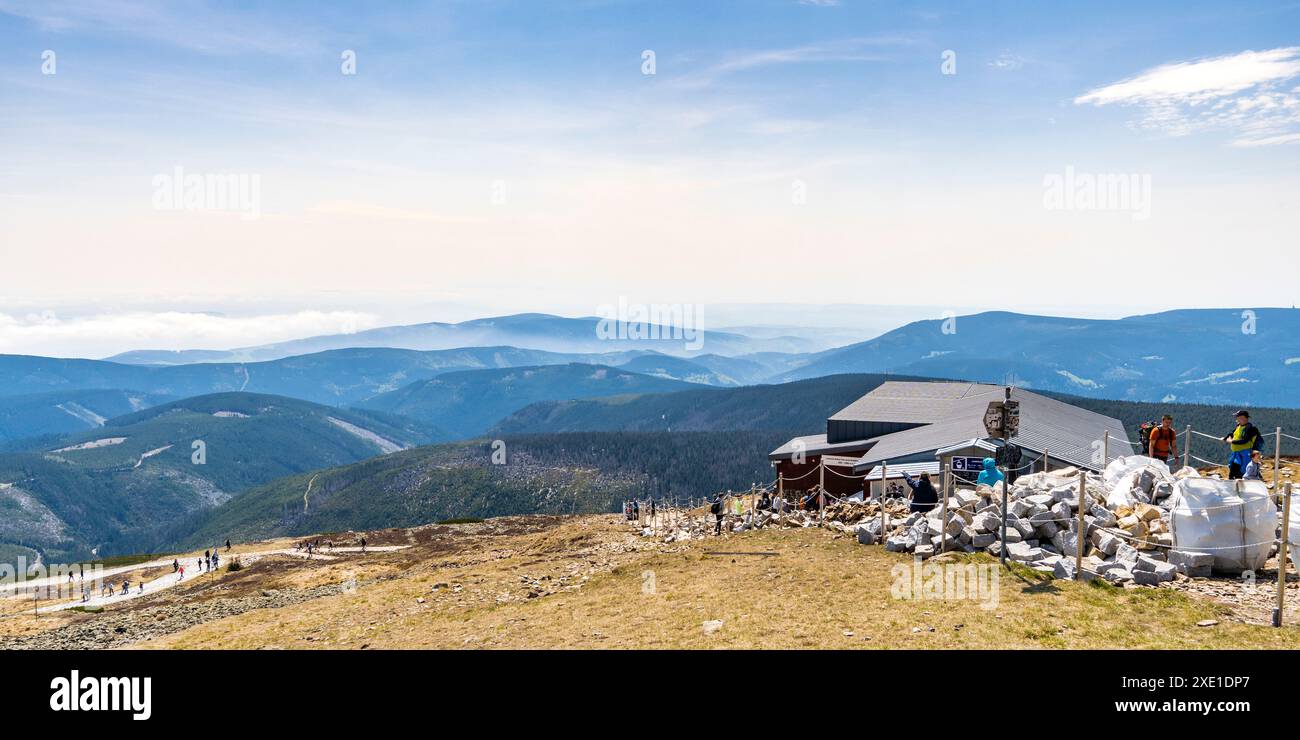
[768,434,877,461]
[848,383,1128,472]
[772,380,1130,473]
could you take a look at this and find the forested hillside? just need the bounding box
[148,431,788,551]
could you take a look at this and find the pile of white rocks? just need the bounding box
[848,457,1219,586]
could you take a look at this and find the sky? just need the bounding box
[1,0,1299,357]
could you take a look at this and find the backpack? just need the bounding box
[1248,424,1263,451]
[1138,421,1158,452]
[1149,425,1175,453]
[710,499,722,515]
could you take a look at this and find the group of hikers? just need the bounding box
[709,489,786,535]
[171,539,232,581]
[623,500,657,522]
[93,579,144,600]
[1144,409,1269,480]
[67,539,233,601]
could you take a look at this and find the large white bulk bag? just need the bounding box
[1169,478,1276,572]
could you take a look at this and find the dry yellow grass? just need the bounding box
[132,516,1300,650]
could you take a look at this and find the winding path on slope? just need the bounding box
[1,544,407,612]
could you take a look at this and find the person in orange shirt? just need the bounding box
[1148,414,1179,469]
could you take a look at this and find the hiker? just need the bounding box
[172,559,179,573]
[225,539,231,551]
[121,580,129,595]
[1244,450,1265,481]
[360,536,367,553]
[138,582,144,594]
[212,551,219,569]
[710,494,724,535]
[1148,414,1180,469]
[900,470,939,514]
[177,565,185,582]
[1222,410,1263,480]
[976,458,1005,489]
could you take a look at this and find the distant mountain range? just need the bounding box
[775,308,1300,406]
[0,346,654,406]
[105,312,826,364]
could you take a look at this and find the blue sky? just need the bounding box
[1,1,1298,356]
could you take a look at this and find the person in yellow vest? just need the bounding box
[1222,410,1262,480]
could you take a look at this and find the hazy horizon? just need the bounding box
[1,299,1293,360]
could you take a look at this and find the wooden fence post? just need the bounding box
[940,464,949,554]
[879,460,888,540]
[1276,482,1293,628]
[1075,471,1086,580]
[1275,427,1283,489]
[818,460,825,522]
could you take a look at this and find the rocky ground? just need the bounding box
[4,509,1298,649]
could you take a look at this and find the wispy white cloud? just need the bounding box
[0,0,326,56]
[988,52,1026,70]
[667,35,917,90]
[1075,47,1300,146]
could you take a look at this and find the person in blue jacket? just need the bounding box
[975,457,1005,488]
[900,470,938,513]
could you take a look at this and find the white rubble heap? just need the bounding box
[640,455,1287,587]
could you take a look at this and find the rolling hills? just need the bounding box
[0,389,174,443]
[357,363,697,438]
[0,392,445,564]
[0,346,650,408]
[143,431,788,550]
[492,372,1300,455]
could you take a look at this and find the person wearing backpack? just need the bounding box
[710,494,724,535]
[1222,410,1263,480]
[1148,415,1179,469]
